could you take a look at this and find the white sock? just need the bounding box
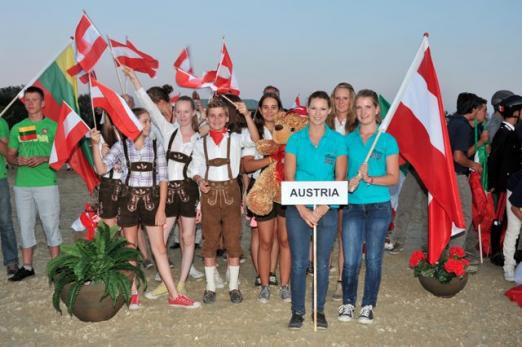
[23,265,33,271]
[205,266,216,291]
[228,265,240,291]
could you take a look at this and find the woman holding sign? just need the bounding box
[338,89,399,324]
[285,91,347,330]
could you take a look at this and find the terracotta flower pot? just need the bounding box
[61,281,125,322]
[418,273,468,298]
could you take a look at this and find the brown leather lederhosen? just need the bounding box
[118,139,160,227]
[200,134,242,258]
[98,169,122,219]
[165,129,199,218]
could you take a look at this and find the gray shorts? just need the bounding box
[13,185,62,248]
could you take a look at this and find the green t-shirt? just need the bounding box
[0,118,9,180]
[8,117,57,187]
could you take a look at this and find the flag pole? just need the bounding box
[220,94,238,108]
[350,34,429,192]
[0,41,73,119]
[87,74,97,130]
[313,204,318,332]
[107,35,126,95]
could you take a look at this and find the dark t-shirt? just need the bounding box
[508,169,522,207]
[447,114,474,175]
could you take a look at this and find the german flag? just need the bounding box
[19,125,37,142]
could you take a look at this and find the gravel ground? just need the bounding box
[0,170,520,346]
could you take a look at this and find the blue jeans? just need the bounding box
[342,202,391,307]
[286,206,337,315]
[0,178,18,266]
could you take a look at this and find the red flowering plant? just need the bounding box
[409,246,470,283]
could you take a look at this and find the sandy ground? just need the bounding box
[0,169,521,347]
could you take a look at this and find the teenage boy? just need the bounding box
[7,86,61,281]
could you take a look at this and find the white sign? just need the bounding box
[281,181,348,206]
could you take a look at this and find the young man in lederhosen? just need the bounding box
[188,98,255,304]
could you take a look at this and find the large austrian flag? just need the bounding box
[380,35,465,264]
[68,14,107,76]
[90,78,143,140]
[110,38,159,78]
[50,102,90,170]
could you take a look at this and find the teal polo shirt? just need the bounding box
[345,127,398,204]
[286,124,346,180]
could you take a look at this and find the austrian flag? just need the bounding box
[173,47,216,89]
[49,102,90,170]
[380,35,465,264]
[110,38,159,78]
[90,78,143,140]
[67,13,107,76]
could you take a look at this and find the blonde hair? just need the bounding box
[326,82,356,133]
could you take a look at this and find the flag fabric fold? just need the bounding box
[90,78,143,140]
[67,13,107,76]
[380,35,465,264]
[110,38,159,78]
[49,102,90,170]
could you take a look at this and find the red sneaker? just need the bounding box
[168,294,201,309]
[129,293,141,310]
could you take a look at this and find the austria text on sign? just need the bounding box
[281,181,348,206]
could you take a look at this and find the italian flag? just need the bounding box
[24,43,100,192]
[49,102,90,170]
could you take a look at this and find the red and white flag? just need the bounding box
[291,95,307,116]
[213,42,240,95]
[49,102,90,170]
[67,13,107,76]
[110,38,159,78]
[173,47,216,89]
[90,78,143,140]
[380,35,465,264]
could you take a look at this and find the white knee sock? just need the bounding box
[228,265,240,291]
[205,266,216,291]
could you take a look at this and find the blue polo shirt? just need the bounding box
[286,125,347,182]
[345,127,399,204]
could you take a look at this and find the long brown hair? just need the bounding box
[326,82,356,133]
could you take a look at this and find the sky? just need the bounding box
[1,0,521,113]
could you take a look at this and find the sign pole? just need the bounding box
[313,204,317,332]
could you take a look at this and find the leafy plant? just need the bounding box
[47,222,146,315]
[409,246,471,284]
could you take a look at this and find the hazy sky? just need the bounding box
[1,0,521,113]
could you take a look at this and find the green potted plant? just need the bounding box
[409,246,470,298]
[47,222,146,322]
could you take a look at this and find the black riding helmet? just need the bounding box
[499,95,522,118]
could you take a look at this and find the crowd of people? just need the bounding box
[1,70,521,329]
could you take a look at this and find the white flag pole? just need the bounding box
[313,204,318,332]
[106,35,126,95]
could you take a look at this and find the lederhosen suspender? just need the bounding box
[122,139,157,187]
[203,134,233,181]
[166,129,192,180]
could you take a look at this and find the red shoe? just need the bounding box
[168,294,201,309]
[129,293,141,310]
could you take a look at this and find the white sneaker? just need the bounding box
[505,270,516,282]
[214,269,225,289]
[189,265,204,279]
[154,272,162,282]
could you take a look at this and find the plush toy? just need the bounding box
[246,110,308,216]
